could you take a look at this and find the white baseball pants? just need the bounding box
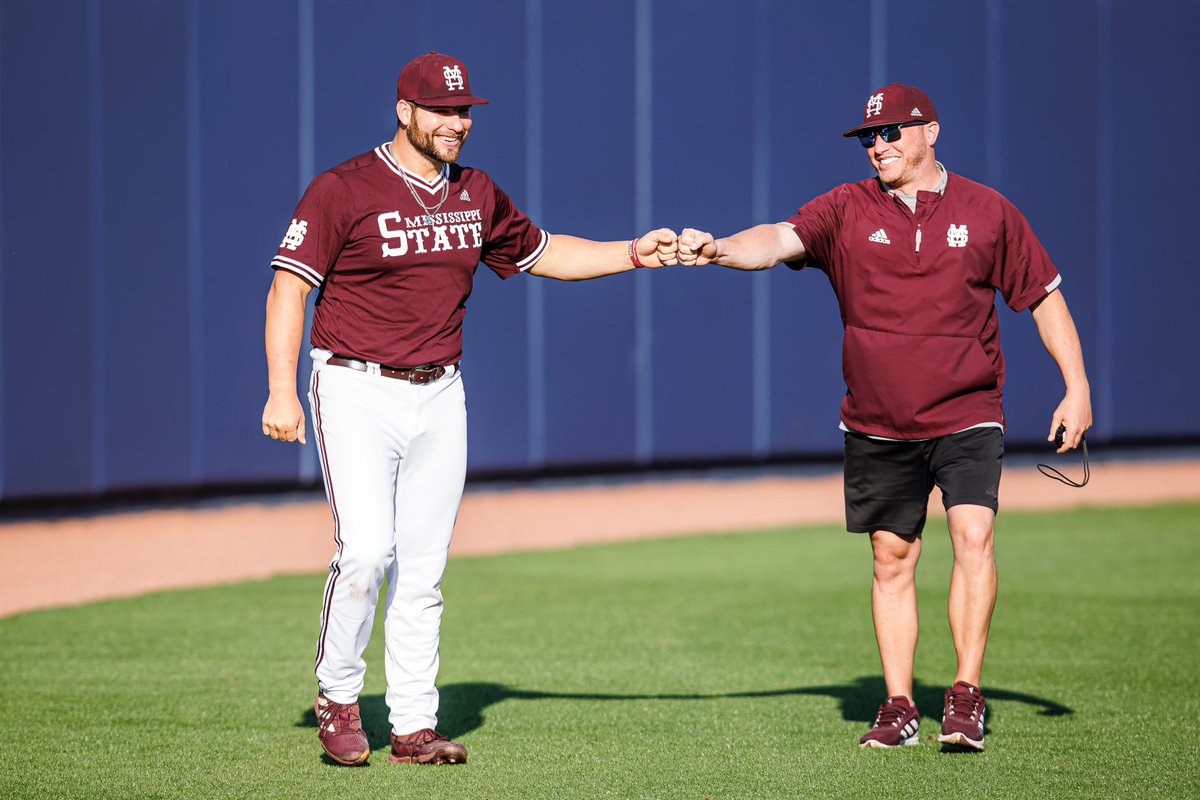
[307,348,467,736]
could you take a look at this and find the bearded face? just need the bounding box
[867,122,938,194]
[404,103,471,165]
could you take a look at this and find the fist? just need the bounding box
[678,228,716,266]
[636,228,679,267]
[262,393,307,445]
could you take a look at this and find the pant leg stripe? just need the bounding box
[311,370,343,671]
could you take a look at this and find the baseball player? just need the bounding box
[261,51,677,766]
[677,83,1092,751]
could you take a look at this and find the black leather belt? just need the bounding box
[326,356,455,385]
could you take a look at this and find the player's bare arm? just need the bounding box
[528,228,678,281]
[262,270,314,445]
[1030,289,1092,453]
[677,223,806,269]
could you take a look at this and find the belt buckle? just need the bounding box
[408,364,442,384]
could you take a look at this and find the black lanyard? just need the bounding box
[1037,426,1090,488]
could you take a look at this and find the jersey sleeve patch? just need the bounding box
[267,171,352,287]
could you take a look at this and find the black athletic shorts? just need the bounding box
[843,427,1004,536]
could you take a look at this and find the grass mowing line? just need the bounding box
[0,503,1196,799]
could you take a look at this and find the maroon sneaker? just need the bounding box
[859,696,921,748]
[314,693,371,766]
[937,681,987,751]
[389,728,468,765]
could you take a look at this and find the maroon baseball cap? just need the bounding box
[842,83,937,137]
[396,51,489,106]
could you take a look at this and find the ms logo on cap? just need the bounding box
[844,83,937,138]
[397,50,489,106]
[443,65,464,91]
[865,93,884,118]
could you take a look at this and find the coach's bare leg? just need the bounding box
[869,530,922,699]
[946,505,998,686]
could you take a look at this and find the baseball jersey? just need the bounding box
[271,143,549,367]
[787,169,1061,439]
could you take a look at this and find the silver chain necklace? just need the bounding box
[398,161,449,226]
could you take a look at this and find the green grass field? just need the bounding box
[1,503,1197,799]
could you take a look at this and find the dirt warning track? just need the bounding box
[2,458,1197,618]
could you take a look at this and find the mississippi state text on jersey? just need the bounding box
[271,143,549,367]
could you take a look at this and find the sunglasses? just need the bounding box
[857,121,928,148]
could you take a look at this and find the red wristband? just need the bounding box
[628,237,645,268]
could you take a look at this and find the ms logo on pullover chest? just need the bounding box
[947,224,969,248]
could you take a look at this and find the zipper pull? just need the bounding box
[916,224,923,252]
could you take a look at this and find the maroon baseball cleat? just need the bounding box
[859,696,921,748]
[938,681,987,750]
[389,728,468,765]
[314,693,371,765]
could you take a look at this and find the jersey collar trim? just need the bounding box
[375,142,448,193]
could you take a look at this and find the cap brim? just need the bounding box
[842,117,902,137]
[407,94,490,107]
[843,115,935,137]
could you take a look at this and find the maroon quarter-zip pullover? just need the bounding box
[787,170,1061,439]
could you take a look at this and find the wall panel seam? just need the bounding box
[187,0,205,483]
[526,0,546,467]
[634,0,654,464]
[88,0,107,494]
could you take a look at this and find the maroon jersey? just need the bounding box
[787,170,1061,439]
[270,143,549,367]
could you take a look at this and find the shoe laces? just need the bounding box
[873,700,912,728]
[398,728,445,745]
[947,688,981,720]
[317,698,361,733]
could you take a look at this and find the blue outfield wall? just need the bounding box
[0,0,1196,501]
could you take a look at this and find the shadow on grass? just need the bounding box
[296,676,1071,747]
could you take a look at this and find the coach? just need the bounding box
[677,83,1091,751]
